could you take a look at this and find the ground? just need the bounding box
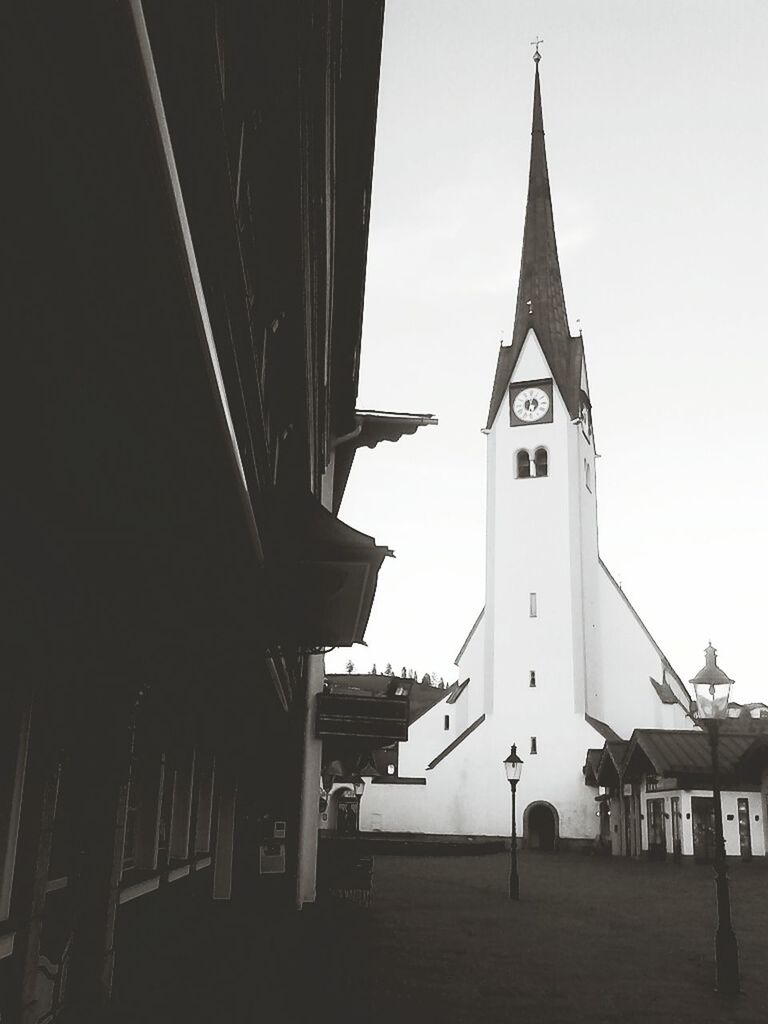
[112,850,768,1024]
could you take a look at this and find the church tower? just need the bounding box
[360,52,693,846]
[476,50,600,838]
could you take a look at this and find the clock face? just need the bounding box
[513,387,550,423]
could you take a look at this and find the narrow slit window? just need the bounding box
[534,448,548,477]
[444,715,450,731]
[529,593,537,618]
[529,671,536,688]
[516,450,531,479]
[530,737,538,755]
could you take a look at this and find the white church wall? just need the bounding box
[396,691,452,779]
[455,609,485,726]
[590,562,692,738]
[360,720,494,835]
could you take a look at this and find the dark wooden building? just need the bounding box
[1,2,431,1019]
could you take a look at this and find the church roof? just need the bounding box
[426,713,486,771]
[585,713,624,743]
[486,59,582,429]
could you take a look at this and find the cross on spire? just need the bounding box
[531,37,543,62]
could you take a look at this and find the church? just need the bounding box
[359,54,697,848]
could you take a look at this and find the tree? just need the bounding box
[371,664,377,674]
[421,673,431,685]
[400,666,407,678]
[345,659,355,674]
[384,662,393,676]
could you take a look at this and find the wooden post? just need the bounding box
[212,764,237,901]
[63,702,134,1016]
[6,704,60,1024]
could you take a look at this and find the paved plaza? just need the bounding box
[113,851,768,1023]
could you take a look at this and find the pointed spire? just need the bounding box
[486,56,580,429]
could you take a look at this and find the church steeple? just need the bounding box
[486,55,582,429]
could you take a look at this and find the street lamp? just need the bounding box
[503,745,524,900]
[351,776,365,836]
[691,643,740,997]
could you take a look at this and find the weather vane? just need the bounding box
[531,37,543,63]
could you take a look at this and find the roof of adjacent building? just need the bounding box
[325,673,449,724]
[486,60,582,429]
[583,748,603,787]
[623,729,759,780]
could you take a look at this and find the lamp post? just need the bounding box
[691,643,740,997]
[503,745,524,900]
[351,776,365,836]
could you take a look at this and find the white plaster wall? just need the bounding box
[396,690,453,778]
[455,611,485,727]
[591,564,692,738]
[361,711,601,839]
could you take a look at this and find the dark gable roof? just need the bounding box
[595,740,629,787]
[583,748,603,787]
[486,63,582,429]
[623,729,759,780]
[325,673,446,725]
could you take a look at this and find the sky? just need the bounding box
[326,0,768,702]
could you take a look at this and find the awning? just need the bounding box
[269,491,391,649]
[332,409,437,512]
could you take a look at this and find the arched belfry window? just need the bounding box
[516,450,531,479]
[534,448,548,478]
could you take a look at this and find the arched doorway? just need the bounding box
[327,785,360,835]
[524,802,559,851]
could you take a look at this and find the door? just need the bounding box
[670,796,682,861]
[623,796,632,856]
[691,797,716,862]
[737,798,752,861]
[646,798,667,860]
